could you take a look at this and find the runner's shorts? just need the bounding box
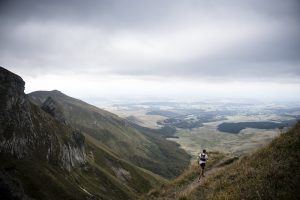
[200,163,205,169]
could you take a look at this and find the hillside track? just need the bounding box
[174,157,236,200]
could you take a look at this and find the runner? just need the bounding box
[198,149,208,181]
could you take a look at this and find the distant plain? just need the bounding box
[106,100,300,157]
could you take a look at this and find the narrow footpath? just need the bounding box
[175,157,233,199]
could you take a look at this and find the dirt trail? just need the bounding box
[143,156,239,200]
[174,157,236,199]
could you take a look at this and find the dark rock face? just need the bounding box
[0,67,36,158]
[61,131,86,171]
[41,96,67,124]
[0,67,86,169]
[0,67,25,111]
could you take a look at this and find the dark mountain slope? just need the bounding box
[29,90,190,178]
[0,67,86,170]
[0,67,165,200]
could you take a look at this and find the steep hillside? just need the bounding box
[146,121,300,200]
[203,121,300,200]
[144,152,228,200]
[29,90,190,178]
[0,67,86,170]
[0,67,166,200]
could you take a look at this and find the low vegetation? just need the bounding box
[0,68,186,200]
[151,121,300,200]
[29,90,191,179]
[204,121,300,200]
[166,122,300,200]
[217,121,292,134]
[144,151,226,200]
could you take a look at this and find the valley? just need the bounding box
[1,67,299,200]
[0,67,189,200]
[2,0,300,199]
[106,101,300,156]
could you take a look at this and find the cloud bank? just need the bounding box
[1,0,300,101]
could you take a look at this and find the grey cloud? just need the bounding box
[0,0,300,82]
[1,0,299,27]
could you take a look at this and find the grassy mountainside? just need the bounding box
[146,121,300,200]
[131,124,191,177]
[144,152,226,200]
[0,109,166,200]
[0,67,166,200]
[152,122,300,200]
[203,121,300,200]
[29,90,190,178]
[1,135,166,200]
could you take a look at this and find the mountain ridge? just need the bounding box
[0,67,176,200]
[29,89,190,179]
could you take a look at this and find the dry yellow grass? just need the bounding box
[197,121,300,200]
[143,151,228,200]
[144,121,300,200]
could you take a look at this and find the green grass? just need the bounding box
[198,121,300,200]
[84,133,167,194]
[170,124,279,156]
[0,123,167,200]
[1,92,166,200]
[29,90,190,179]
[144,151,225,200]
[1,68,186,200]
[144,121,300,200]
[0,154,136,200]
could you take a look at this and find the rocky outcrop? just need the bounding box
[0,67,38,159]
[60,131,87,171]
[41,97,87,170]
[0,67,86,170]
[0,67,26,111]
[41,96,67,124]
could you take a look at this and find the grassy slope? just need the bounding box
[0,139,166,199]
[29,90,190,178]
[0,154,134,200]
[203,121,300,200]
[84,133,167,195]
[144,152,225,200]
[132,123,191,179]
[145,121,300,200]
[0,102,166,200]
[0,150,164,200]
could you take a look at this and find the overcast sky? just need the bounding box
[1,0,300,103]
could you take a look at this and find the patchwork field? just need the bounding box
[104,108,166,129]
[106,101,300,157]
[168,121,280,157]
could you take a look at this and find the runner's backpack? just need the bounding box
[200,153,206,161]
